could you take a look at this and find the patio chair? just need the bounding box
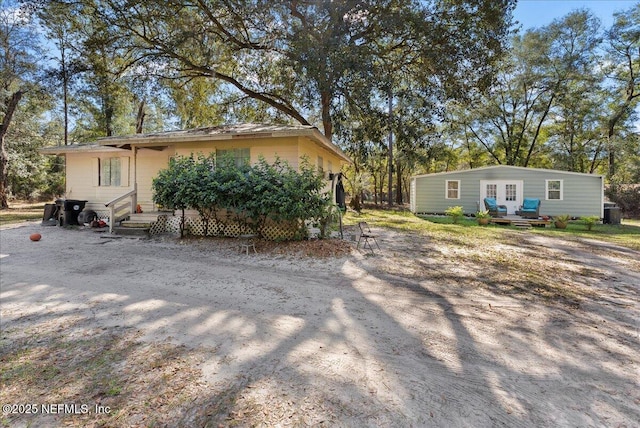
[357,222,380,254]
[483,197,507,217]
[516,198,541,219]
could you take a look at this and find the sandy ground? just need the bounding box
[1,221,639,427]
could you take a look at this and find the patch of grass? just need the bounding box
[343,207,638,307]
[344,208,640,251]
[344,209,507,246]
[531,220,640,251]
[0,202,46,226]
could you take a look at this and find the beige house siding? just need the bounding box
[173,137,300,167]
[42,125,351,214]
[136,148,172,212]
[65,151,134,211]
[298,137,346,176]
[250,138,299,167]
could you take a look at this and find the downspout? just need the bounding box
[132,146,138,211]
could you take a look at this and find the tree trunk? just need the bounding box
[373,174,378,205]
[0,91,24,209]
[395,160,403,205]
[387,88,393,206]
[136,99,146,134]
[320,91,332,140]
[61,45,69,146]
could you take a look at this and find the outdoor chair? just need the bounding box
[516,198,541,218]
[357,222,380,254]
[483,197,507,217]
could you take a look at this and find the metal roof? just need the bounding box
[412,165,603,179]
[97,123,351,163]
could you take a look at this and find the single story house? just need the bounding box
[410,165,604,218]
[41,123,351,221]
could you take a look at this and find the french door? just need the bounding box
[480,180,523,214]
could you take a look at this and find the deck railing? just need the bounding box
[105,184,137,234]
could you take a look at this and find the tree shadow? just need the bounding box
[1,224,638,426]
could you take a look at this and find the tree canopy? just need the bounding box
[1,1,639,216]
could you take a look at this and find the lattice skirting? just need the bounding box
[94,210,111,221]
[149,215,300,240]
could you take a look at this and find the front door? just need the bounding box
[480,180,523,214]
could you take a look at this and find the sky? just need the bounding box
[513,0,637,30]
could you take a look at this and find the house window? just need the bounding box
[546,179,563,200]
[505,184,517,201]
[327,160,333,174]
[217,148,250,167]
[100,158,121,186]
[446,180,460,199]
[317,156,324,174]
[486,184,497,199]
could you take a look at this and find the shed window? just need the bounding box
[546,179,563,200]
[217,148,250,167]
[485,184,497,199]
[100,158,121,187]
[446,180,460,199]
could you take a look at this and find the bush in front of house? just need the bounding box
[581,215,600,231]
[152,154,329,240]
[445,206,464,224]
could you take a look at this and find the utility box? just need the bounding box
[603,204,621,225]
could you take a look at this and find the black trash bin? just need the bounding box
[41,203,60,226]
[60,199,88,226]
[603,204,621,225]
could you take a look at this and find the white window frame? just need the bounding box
[216,148,250,167]
[446,180,460,199]
[546,179,563,200]
[100,157,122,187]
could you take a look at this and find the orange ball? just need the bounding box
[29,233,41,241]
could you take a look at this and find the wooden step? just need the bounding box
[112,225,150,237]
[512,220,532,229]
[128,211,173,222]
[120,221,152,228]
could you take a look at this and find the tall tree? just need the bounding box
[462,10,603,167]
[0,0,40,208]
[37,0,85,145]
[603,3,640,177]
[79,0,514,141]
[544,10,605,173]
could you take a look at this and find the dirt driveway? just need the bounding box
[1,222,639,427]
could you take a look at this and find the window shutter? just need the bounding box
[92,158,100,186]
[120,157,130,186]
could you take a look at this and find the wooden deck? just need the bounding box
[490,216,551,228]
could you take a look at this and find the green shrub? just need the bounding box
[445,206,464,224]
[152,154,329,240]
[554,214,571,223]
[581,215,600,231]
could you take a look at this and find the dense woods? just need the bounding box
[1,0,638,214]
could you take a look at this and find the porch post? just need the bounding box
[131,147,137,211]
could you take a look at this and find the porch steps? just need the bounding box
[112,211,175,236]
[511,219,533,229]
[112,225,150,237]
